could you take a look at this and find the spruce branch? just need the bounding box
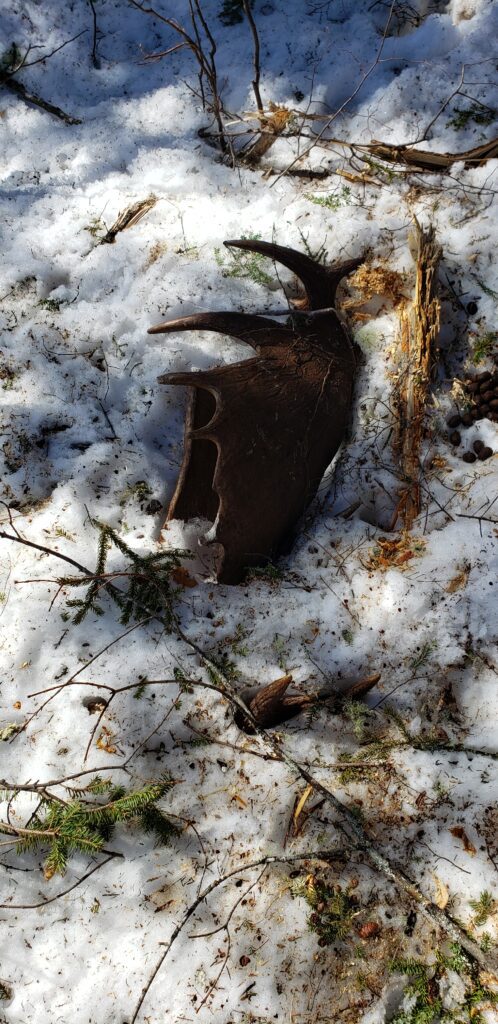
[0,776,179,878]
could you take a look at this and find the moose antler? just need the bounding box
[148,240,363,583]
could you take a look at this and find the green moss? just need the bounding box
[447,104,496,131]
[215,234,274,287]
[119,480,152,507]
[305,186,352,210]
[471,331,497,365]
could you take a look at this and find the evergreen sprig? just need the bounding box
[4,775,179,878]
[60,519,191,628]
[291,872,358,946]
[390,945,498,1024]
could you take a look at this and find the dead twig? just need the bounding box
[0,853,120,910]
[356,135,498,172]
[271,0,397,184]
[0,71,82,124]
[87,0,100,68]
[130,847,346,1024]
[0,30,85,124]
[242,0,263,115]
[129,0,230,155]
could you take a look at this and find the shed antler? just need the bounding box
[148,240,362,583]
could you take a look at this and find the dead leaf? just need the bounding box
[285,784,325,845]
[430,871,449,909]
[96,726,117,755]
[446,565,470,593]
[450,826,477,856]
[170,566,198,588]
[478,970,498,989]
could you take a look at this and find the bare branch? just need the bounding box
[0,71,82,124]
[0,853,120,910]
[242,0,263,115]
[130,847,346,1024]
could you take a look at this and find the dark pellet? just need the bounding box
[449,431,461,445]
[473,440,484,454]
[476,371,492,382]
[470,408,480,419]
[467,301,478,315]
[480,405,490,416]
[467,382,479,394]
[447,414,461,428]
[145,499,163,515]
[482,391,494,402]
[489,412,498,422]
[461,413,473,426]
[478,446,493,461]
[490,399,498,410]
[462,451,477,463]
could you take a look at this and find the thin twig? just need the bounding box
[7,31,86,71]
[130,848,345,1024]
[0,71,82,124]
[0,853,120,910]
[242,0,263,114]
[87,0,100,68]
[271,0,396,184]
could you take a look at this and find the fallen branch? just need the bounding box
[356,135,498,172]
[0,70,82,124]
[242,0,263,115]
[130,847,346,1024]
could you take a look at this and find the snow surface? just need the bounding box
[0,1,497,1022]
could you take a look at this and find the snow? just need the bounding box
[0,1,497,1022]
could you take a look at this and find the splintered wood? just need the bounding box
[394,222,441,530]
[358,136,498,172]
[241,103,292,165]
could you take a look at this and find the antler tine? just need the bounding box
[148,311,294,350]
[224,239,363,310]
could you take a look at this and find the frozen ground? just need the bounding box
[0,1,497,1022]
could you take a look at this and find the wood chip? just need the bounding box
[101,195,158,244]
